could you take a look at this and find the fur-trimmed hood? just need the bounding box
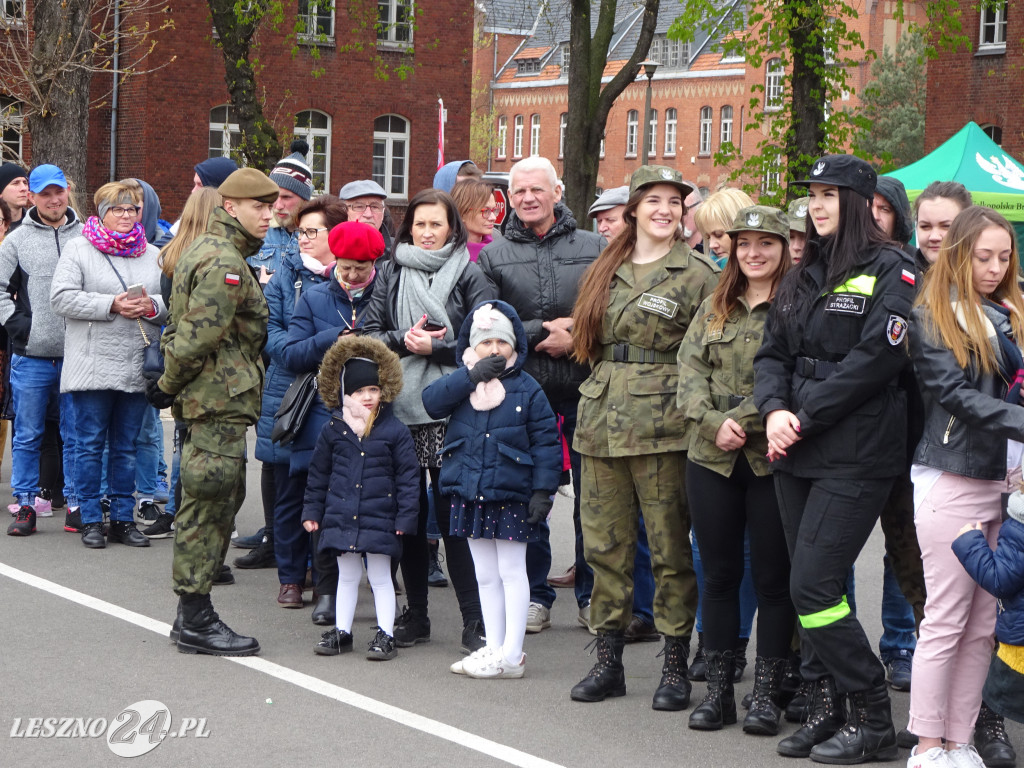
[318,334,403,410]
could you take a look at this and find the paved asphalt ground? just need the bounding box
[1,417,1021,767]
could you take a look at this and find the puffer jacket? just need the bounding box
[302,335,419,559]
[953,516,1024,645]
[421,300,562,504]
[254,250,330,464]
[477,204,604,401]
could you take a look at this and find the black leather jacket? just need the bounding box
[910,304,1024,480]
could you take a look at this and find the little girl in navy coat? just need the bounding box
[302,335,419,661]
[422,301,562,678]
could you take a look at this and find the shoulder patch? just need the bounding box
[886,314,908,346]
[224,273,240,286]
[901,269,915,286]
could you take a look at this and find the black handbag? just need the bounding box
[101,253,163,380]
[270,371,318,445]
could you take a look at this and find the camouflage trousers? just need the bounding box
[580,452,697,638]
[879,470,926,630]
[172,421,249,596]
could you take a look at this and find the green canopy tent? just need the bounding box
[885,121,1024,244]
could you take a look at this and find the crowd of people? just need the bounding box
[2,143,1024,768]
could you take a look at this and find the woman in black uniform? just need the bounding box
[754,155,917,764]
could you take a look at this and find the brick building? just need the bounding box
[2,0,474,218]
[923,0,1022,158]
[474,0,919,198]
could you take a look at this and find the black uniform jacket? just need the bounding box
[754,242,917,478]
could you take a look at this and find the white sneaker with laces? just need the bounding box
[945,745,987,768]
[908,746,955,768]
[464,649,526,679]
[525,602,551,633]
[451,645,494,675]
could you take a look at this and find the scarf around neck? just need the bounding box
[952,295,1024,403]
[83,216,148,258]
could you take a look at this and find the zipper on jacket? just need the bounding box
[942,415,956,445]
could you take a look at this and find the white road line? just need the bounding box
[0,561,566,768]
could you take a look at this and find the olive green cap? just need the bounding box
[217,168,280,204]
[787,197,809,234]
[628,165,694,199]
[726,205,790,243]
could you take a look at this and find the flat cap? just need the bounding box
[589,186,629,216]
[217,168,280,204]
[629,165,694,199]
[794,154,877,200]
[338,179,387,200]
[727,205,790,243]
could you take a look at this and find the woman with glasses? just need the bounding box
[450,179,499,262]
[50,181,166,549]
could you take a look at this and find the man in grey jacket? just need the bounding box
[0,164,83,536]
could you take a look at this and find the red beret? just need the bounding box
[328,221,385,262]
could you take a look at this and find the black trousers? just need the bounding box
[688,455,795,659]
[775,472,892,693]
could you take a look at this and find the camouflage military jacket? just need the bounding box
[574,241,719,457]
[160,207,269,425]
[676,294,771,478]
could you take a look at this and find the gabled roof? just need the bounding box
[514,46,554,59]
[479,0,550,36]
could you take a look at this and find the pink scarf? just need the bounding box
[83,216,148,258]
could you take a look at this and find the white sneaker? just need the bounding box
[577,603,595,634]
[451,645,494,675]
[525,603,551,634]
[908,746,955,768]
[464,649,526,679]
[945,745,987,768]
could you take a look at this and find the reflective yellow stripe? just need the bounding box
[831,275,877,296]
[798,596,851,629]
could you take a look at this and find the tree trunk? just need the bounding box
[787,0,826,187]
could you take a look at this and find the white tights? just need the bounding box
[335,552,395,635]
[467,537,528,665]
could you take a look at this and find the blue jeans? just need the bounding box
[632,514,656,624]
[879,555,917,660]
[133,405,165,496]
[73,390,148,525]
[10,355,78,506]
[692,528,756,638]
[165,422,185,516]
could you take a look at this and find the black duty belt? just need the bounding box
[600,343,677,364]
[711,393,745,411]
[796,356,841,380]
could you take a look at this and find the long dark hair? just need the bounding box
[396,188,468,251]
[773,186,893,315]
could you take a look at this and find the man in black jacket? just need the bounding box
[478,156,605,633]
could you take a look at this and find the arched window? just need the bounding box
[698,106,712,156]
[765,59,784,110]
[647,109,658,157]
[558,113,567,159]
[664,108,677,156]
[530,114,541,156]
[720,106,734,146]
[626,110,638,156]
[513,115,523,158]
[372,114,409,199]
[496,116,507,159]
[209,105,242,159]
[981,124,1003,145]
[293,110,331,194]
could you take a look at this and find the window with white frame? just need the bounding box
[648,34,689,70]
[530,114,540,156]
[647,109,658,157]
[761,155,782,195]
[600,135,606,158]
[377,0,413,47]
[561,43,570,76]
[559,113,567,158]
[298,0,334,39]
[698,106,712,156]
[1,96,22,161]
[513,115,523,158]
[720,105,734,146]
[517,59,542,75]
[979,1,1007,50]
[664,108,677,156]
[293,110,331,193]
[497,116,507,159]
[2,0,25,21]
[209,105,242,159]
[372,114,409,199]
[765,59,784,110]
[626,110,638,156]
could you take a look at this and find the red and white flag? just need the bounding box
[437,98,445,170]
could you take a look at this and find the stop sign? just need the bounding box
[492,187,508,226]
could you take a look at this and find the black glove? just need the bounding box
[468,354,506,384]
[145,378,176,410]
[527,490,553,525]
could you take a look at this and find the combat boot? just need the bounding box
[652,635,692,711]
[688,649,736,729]
[810,684,897,764]
[975,702,1017,768]
[777,675,845,758]
[176,593,260,657]
[570,633,626,702]
[169,600,182,643]
[744,656,788,736]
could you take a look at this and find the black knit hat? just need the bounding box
[342,357,379,396]
[0,162,28,194]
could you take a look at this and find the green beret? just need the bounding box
[217,168,280,204]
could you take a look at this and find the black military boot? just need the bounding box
[809,684,897,764]
[777,676,845,758]
[176,593,261,657]
[744,656,788,736]
[688,650,737,730]
[169,599,183,643]
[652,635,692,711]
[233,536,276,569]
[570,633,626,702]
[687,631,707,681]
[975,702,1017,768]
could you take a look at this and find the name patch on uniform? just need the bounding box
[824,294,866,315]
[224,273,240,286]
[887,315,908,346]
[637,293,679,318]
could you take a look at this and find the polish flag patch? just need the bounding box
[224,273,240,285]
[901,269,915,286]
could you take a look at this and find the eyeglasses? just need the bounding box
[347,202,385,214]
[479,207,499,218]
[110,205,141,217]
[297,227,328,239]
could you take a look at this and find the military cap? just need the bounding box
[628,165,694,199]
[589,186,629,216]
[217,168,280,204]
[794,154,877,200]
[787,197,809,234]
[727,205,790,243]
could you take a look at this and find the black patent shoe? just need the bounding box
[314,627,353,656]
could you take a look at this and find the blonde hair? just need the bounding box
[93,181,140,210]
[693,188,755,239]
[159,187,222,278]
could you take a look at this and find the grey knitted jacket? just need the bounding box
[50,236,166,394]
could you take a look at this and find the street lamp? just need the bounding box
[640,59,659,165]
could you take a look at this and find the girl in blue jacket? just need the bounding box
[422,301,562,679]
[302,335,420,662]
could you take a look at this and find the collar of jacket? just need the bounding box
[613,240,698,285]
[26,205,79,231]
[209,206,265,258]
[503,202,577,244]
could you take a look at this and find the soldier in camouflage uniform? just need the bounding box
[146,168,277,656]
[568,166,719,709]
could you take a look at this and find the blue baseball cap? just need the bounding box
[28,164,68,194]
